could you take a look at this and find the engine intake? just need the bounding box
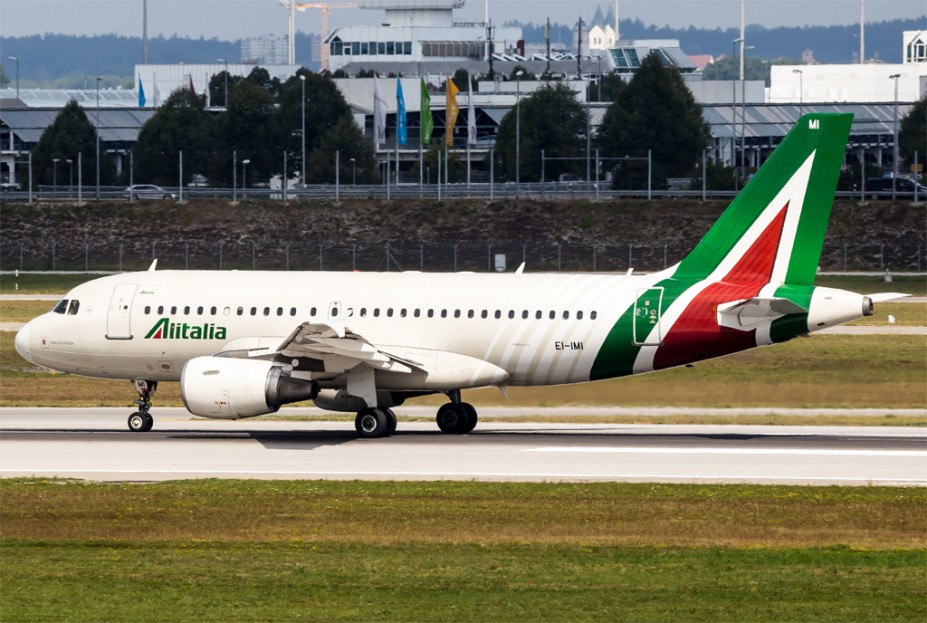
[181,357,318,419]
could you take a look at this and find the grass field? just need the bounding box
[2,272,925,296]
[1,480,924,622]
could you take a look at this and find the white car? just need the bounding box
[124,184,176,200]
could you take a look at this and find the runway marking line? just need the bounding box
[525,447,927,457]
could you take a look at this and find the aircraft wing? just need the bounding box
[717,297,808,330]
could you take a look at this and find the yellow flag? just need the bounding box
[445,78,460,147]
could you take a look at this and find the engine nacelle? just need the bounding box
[313,388,405,413]
[181,357,318,419]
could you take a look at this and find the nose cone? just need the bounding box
[14,322,32,363]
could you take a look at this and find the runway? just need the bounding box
[1,408,924,486]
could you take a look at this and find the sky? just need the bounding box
[0,0,923,40]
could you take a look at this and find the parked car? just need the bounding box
[123,184,176,200]
[0,182,22,192]
[864,177,927,200]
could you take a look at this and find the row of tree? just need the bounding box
[27,55,927,192]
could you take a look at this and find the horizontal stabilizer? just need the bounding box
[717,297,807,330]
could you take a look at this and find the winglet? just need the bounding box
[147,259,158,272]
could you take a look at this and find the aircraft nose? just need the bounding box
[14,322,32,362]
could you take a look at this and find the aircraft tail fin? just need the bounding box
[675,113,853,287]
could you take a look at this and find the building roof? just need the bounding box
[1,108,157,144]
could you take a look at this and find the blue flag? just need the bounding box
[138,76,146,107]
[396,77,407,145]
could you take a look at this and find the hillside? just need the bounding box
[1,198,923,273]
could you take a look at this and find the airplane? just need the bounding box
[13,113,900,438]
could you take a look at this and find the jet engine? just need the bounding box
[181,357,318,419]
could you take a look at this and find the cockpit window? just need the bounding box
[67,300,80,315]
[52,299,68,314]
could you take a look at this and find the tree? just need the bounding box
[207,70,244,108]
[701,55,775,83]
[508,65,536,80]
[134,88,214,186]
[899,95,926,181]
[588,73,623,102]
[494,83,587,182]
[31,100,110,186]
[307,116,378,184]
[0,64,9,88]
[598,52,710,190]
[411,142,467,183]
[207,79,279,186]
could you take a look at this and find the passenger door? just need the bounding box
[106,283,137,340]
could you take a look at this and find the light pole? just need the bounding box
[66,158,73,193]
[740,45,755,177]
[299,74,306,186]
[731,38,742,169]
[242,158,251,190]
[217,58,228,107]
[95,76,102,200]
[350,157,356,185]
[792,68,803,118]
[52,158,59,189]
[515,69,524,198]
[890,73,901,201]
[7,56,18,98]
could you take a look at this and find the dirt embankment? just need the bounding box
[1,198,924,272]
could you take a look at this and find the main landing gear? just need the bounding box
[354,407,397,439]
[436,390,478,435]
[127,379,157,433]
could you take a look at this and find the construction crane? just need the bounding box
[280,1,358,69]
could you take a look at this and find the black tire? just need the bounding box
[460,402,478,434]
[355,408,389,438]
[436,403,470,434]
[163,194,172,200]
[128,411,148,432]
[384,408,398,435]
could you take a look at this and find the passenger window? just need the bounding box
[494,310,501,319]
[454,310,461,318]
[184,306,191,315]
[549,311,556,319]
[331,307,339,317]
[171,306,177,315]
[144,305,151,315]
[563,311,570,319]
[522,310,529,319]
[276,307,283,316]
[157,305,164,315]
[374,308,380,317]
[197,306,204,315]
[441,309,447,318]
[237,307,244,316]
[310,307,317,317]
[263,307,270,316]
[414,309,421,318]
[360,308,367,317]
[467,310,474,319]
[591,311,598,320]
[210,306,217,315]
[224,307,231,316]
[536,310,542,319]
[481,310,488,319]
[508,310,515,319]
[250,307,257,316]
[53,300,68,314]
[400,309,407,318]
[427,309,434,318]
[290,307,297,316]
[387,308,393,318]
[577,311,584,320]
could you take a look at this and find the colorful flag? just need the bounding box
[445,77,460,147]
[205,73,211,107]
[420,77,433,145]
[189,74,196,96]
[467,75,477,144]
[137,76,146,107]
[373,77,387,146]
[396,77,407,145]
[152,73,160,107]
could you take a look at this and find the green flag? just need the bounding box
[420,77,433,145]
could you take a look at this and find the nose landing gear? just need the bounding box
[128,380,157,432]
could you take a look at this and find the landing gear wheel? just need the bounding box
[384,408,398,435]
[355,408,389,438]
[128,411,153,432]
[460,402,478,434]
[436,403,474,434]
